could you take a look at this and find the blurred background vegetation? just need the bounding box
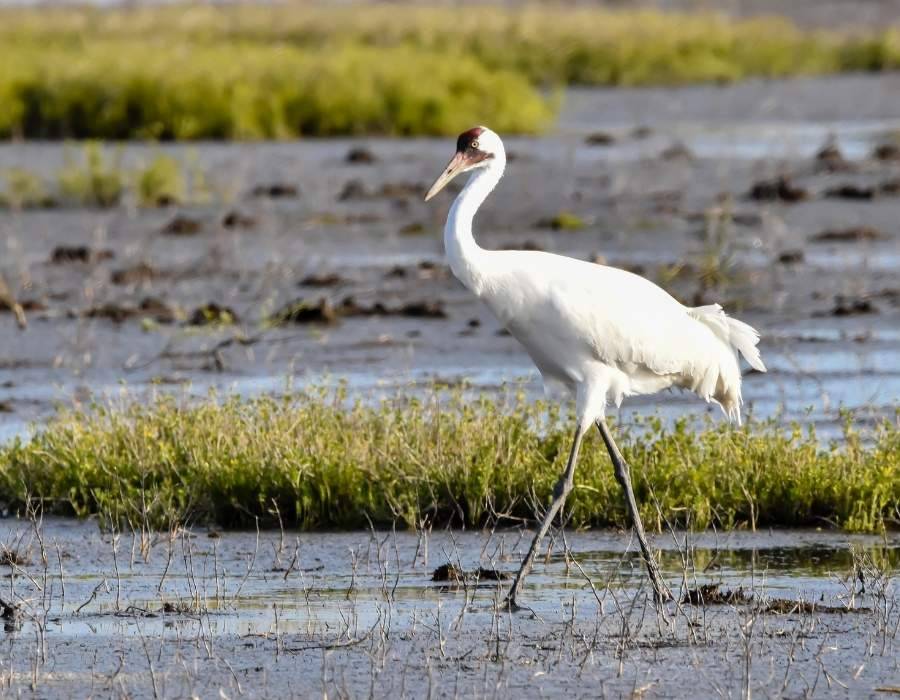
[1,3,898,139]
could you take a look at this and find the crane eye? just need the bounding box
[471,140,479,149]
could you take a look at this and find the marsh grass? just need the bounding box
[0,40,551,140]
[1,145,211,209]
[137,155,185,208]
[0,169,56,209]
[1,390,896,533]
[58,143,126,208]
[0,4,898,139]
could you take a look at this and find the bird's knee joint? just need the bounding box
[553,479,573,500]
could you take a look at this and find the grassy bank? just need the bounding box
[0,4,898,139]
[1,392,896,533]
[0,42,551,140]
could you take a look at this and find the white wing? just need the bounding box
[482,251,764,418]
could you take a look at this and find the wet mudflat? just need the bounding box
[0,518,897,697]
[1,73,899,443]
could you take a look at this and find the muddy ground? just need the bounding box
[1,74,898,441]
[0,72,899,698]
[0,518,897,698]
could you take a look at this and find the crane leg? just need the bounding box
[596,417,672,603]
[505,425,584,610]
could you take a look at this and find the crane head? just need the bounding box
[425,126,503,201]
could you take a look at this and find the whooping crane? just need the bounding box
[425,126,767,608]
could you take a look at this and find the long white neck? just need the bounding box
[444,161,504,294]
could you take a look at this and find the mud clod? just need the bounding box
[84,302,137,323]
[660,142,693,160]
[222,210,257,229]
[811,226,886,243]
[0,547,30,567]
[251,183,299,199]
[111,263,164,286]
[139,297,177,323]
[338,179,368,201]
[474,567,507,581]
[824,184,875,200]
[346,147,377,164]
[380,182,425,199]
[339,180,423,201]
[0,596,22,631]
[83,297,174,323]
[50,246,114,264]
[270,298,338,325]
[341,296,447,319]
[631,125,653,139]
[814,141,852,172]
[777,250,804,264]
[682,584,752,605]
[748,176,808,202]
[162,215,203,236]
[830,295,877,316]
[431,563,463,582]
[879,179,900,195]
[300,273,345,287]
[431,564,506,582]
[585,131,615,146]
[682,584,868,614]
[395,301,447,319]
[872,143,900,161]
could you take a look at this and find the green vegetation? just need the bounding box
[0,145,212,209]
[0,40,551,140]
[0,4,898,139]
[0,168,55,209]
[58,143,126,207]
[541,211,587,231]
[1,391,896,533]
[137,155,185,207]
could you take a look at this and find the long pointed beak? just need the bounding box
[424,152,467,201]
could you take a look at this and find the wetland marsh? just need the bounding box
[0,2,899,694]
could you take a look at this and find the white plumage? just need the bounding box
[427,126,765,432]
[425,125,767,607]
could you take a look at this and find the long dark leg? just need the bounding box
[596,417,671,603]
[506,425,584,609]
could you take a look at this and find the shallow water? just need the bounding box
[0,518,897,697]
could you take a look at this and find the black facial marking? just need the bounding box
[456,126,485,153]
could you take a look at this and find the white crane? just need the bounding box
[425,126,767,608]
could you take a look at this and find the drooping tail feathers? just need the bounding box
[688,304,767,424]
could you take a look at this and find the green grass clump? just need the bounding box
[2,148,212,209]
[136,155,185,207]
[0,168,55,209]
[1,391,896,533]
[541,211,586,231]
[58,142,125,207]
